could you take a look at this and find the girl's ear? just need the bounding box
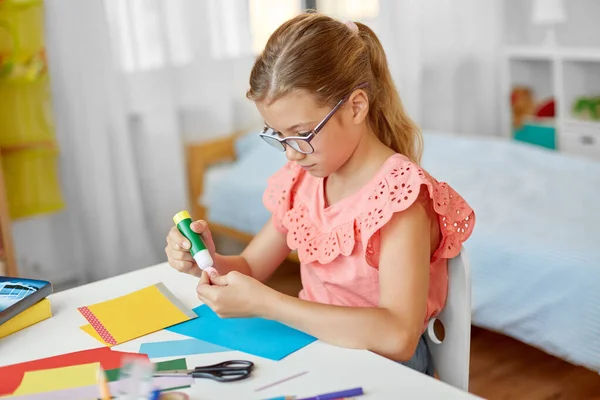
[349,89,369,124]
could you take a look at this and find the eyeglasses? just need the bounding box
[259,83,368,154]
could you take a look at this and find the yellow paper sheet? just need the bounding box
[0,298,52,339]
[78,283,196,345]
[80,323,112,346]
[11,362,101,395]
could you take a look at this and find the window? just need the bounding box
[105,0,301,71]
[104,0,192,72]
[104,0,375,72]
[316,0,379,21]
[249,0,302,54]
[248,0,380,54]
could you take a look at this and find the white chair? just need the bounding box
[425,246,472,392]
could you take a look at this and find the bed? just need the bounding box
[186,130,600,373]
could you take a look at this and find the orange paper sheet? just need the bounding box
[78,283,196,346]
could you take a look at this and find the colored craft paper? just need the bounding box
[2,384,102,400]
[0,347,148,396]
[11,362,101,396]
[105,357,188,382]
[111,375,193,394]
[107,358,192,394]
[139,338,230,359]
[152,357,188,371]
[80,323,111,346]
[166,305,316,361]
[132,375,193,392]
[5,360,192,400]
[77,283,197,346]
[3,377,194,400]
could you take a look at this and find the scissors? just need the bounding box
[153,360,254,382]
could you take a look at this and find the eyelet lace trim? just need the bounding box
[264,159,475,265]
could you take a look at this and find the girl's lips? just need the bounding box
[300,164,315,170]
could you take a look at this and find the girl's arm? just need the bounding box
[167,216,291,282]
[260,201,431,362]
[214,217,292,282]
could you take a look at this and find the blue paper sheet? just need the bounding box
[139,338,230,359]
[166,305,317,361]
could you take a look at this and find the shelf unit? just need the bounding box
[0,155,17,276]
[0,0,63,277]
[500,0,600,161]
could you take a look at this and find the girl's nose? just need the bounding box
[285,145,306,162]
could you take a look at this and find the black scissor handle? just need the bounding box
[195,360,254,372]
[191,360,254,382]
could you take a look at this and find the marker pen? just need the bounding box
[173,210,215,273]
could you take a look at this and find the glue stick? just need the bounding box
[173,210,215,273]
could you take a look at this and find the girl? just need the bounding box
[165,13,475,376]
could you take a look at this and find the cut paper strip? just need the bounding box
[11,362,101,396]
[0,347,148,396]
[255,370,309,392]
[139,338,230,359]
[153,358,188,371]
[167,305,316,361]
[79,306,117,345]
[77,283,197,346]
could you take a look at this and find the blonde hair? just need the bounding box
[247,13,423,164]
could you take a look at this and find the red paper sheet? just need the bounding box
[0,347,148,395]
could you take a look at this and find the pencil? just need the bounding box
[98,369,111,400]
[261,397,295,400]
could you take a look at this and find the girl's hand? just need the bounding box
[196,270,274,318]
[165,219,216,277]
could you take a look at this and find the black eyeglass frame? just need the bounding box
[258,83,369,154]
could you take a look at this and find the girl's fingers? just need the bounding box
[168,227,190,250]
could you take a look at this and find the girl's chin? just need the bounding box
[307,169,328,178]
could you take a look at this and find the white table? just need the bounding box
[0,263,480,399]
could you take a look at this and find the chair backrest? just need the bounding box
[425,246,471,392]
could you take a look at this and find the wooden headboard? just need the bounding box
[185,131,300,263]
[185,131,250,240]
[185,132,241,221]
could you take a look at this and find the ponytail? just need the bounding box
[356,22,423,164]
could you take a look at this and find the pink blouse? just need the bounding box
[263,153,475,330]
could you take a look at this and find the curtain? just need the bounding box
[12,0,256,287]
[322,0,502,136]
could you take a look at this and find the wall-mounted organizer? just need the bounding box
[500,0,600,161]
[0,0,65,276]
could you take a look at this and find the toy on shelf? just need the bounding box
[511,86,535,129]
[535,98,555,120]
[572,97,600,121]
[510,86,556,150]
[511,86,556,128]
